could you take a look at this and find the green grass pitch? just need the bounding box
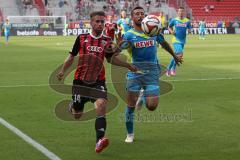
[0,34,240,160]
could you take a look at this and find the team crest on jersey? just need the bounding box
[87,46,103,52]
[134,40,155,48]
[101,40,107,46]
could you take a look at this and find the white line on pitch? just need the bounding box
[163,77,240,82]
[0,77,239,88]
[0,117,62,160]
[0,84,50,88]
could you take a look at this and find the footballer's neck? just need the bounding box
[178,16,184,20]
[91,30,103,38]
[133,24,142,32]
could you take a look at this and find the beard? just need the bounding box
[95,28,103,35]
[135,22,141,27]
[135,18,143,27]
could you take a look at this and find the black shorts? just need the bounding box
[71,80,107,112]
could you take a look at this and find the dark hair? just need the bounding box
[131,6,144,16]
[90,11,105,19]
[179,6,184,10]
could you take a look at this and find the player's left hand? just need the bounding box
[104,42,121,54]
[57,71,64,81]
[127,64,138,72]
[173,55,183,66]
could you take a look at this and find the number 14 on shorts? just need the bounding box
[73,94,81,103]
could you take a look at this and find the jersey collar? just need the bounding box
[90,31,103,39]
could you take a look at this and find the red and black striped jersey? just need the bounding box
[70,33,113,82]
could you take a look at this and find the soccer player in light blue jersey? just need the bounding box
[3,18,11,45]
[117,10,132,38]
[199,19,206,40]
[121,6,182,143]
[166,7,191,76]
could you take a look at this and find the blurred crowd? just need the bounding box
[40,0,165,21]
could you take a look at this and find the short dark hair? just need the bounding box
[179,6,184,10]
[90,11,105,19]
[131,6,144,16]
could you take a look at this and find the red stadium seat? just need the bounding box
[186,0,240,22]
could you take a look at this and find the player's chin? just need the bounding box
[135,22,141,27]
[96,29,103,34]
[137,19,143,24]
[138,18,143,23]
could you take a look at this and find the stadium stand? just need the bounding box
[0,8,3,22]
[46,0,75,21]
[0,0,21,18]
[1,0,238,27]
[186,0,240,22]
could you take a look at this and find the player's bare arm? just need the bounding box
[107,54,138,72]
[168,27,175,35]
[160,40,183,66]
[57,54,74,80]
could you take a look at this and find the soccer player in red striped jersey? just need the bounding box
[104,15,118,41]
[57,11,137,153]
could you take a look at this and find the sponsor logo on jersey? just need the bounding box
[176,23,187,27]
[134,40,155,48]
[87,46,103,52]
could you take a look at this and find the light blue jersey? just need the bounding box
[123,28,164,66]
[3,21,11,44]
[199,21,206,30]
[169,17,191,44]
[198,21,206,40]
[167,17,191,72]
[123,28,165,95]
[3,22,11,35]
[199,21,206,33]
[117,18,132,35]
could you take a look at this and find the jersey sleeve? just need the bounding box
[168,19,175,28]
[120,32,132,50]
[70,35,80,56]
[156,33,165,44]
[122,32,131,41]
[126,18,131,25]
[117,19,121,26]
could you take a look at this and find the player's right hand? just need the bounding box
[57,71,64,81]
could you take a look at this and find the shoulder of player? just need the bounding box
[122,30,132,38]
[117,19,122,24]
[78,32,90,37]
[184,18,191,23]
[125,29,135,35]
